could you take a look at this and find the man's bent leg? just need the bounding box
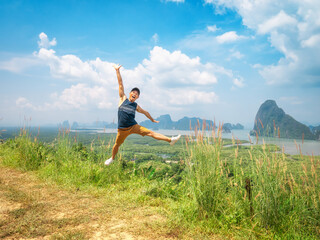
[105,127,131,165]
[112,143,120,159]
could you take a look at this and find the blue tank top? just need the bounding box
[118,98,137,129]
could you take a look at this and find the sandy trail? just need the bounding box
[0,166,177,240]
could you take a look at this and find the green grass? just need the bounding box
[0,128,319,239]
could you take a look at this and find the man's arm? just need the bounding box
[136,105,159,123]
[113,64,126,103]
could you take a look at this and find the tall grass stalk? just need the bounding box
[185,124,227,219]
[183,124,320,238]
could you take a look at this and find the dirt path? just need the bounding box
[0,166,179,239]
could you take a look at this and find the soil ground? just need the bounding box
[0,166,182,240]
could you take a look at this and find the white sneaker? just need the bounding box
[104,157,114,166]
[170,135,181,146]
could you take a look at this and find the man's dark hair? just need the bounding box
[131,87,140,96]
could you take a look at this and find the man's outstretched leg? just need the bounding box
[146,131,181,145]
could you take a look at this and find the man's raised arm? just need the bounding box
[136,105,159,123]
[113,64,126,101]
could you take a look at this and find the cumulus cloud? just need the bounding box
[16,97,44,111]
[50,84,113,110]
[10,33,229,112]
[38,32,57,49]
[36,48,109,84]
[257,10,297,34]
[229,49,244,59]
[141,46,218,86]
[16,84,114,111]
[16,97,34,109]
[216,31,246,43]
[301,34,320,48]
[207,25,220,32]
[205,0,320,86]
[233,78,244,88]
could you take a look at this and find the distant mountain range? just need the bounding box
[59,120,116,130]
[59,101,319,141]
[252,100,319,140]
[64,114,244,132]
[309,125,320,140]
[139,114,243,132]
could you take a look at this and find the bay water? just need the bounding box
[71,128,320,156]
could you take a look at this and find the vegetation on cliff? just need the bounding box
[253,100,316,140]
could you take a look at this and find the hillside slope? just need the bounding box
[0,166,179,239]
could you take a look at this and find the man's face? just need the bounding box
[129,90,139,102]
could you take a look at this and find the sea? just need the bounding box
[71,128,320,156]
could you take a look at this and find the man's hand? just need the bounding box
[113,64,125,101]
[152,120,159,123]
[113,64,122,71]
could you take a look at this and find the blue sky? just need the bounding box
[0,0,319,128]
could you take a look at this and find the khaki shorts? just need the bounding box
[115,124,151,146]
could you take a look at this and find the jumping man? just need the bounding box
[104,64,181,165]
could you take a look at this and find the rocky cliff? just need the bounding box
[253,100,315,140]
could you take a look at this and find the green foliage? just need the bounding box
[0,132,48,171]
[180,132,320,239]
[1,128,319,239]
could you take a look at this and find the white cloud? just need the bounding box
[301,34,320,48]
[205,0,320,86]
[19,84,114,111]
[152,33,159,44]
[52,84,113,110]
[165,0,184,2]
[216,31,246,43]
[36,48,115,85]
[16,97,34,109]
[38,32,57,49]
[8,33,227,112]
[141,46,218,86]
[258,10,297,34]
[0,56,43,73]
[16,97,45,111]
[233,78,244,88]
[207,25,220,32]
[125,46,222,109]
[258,58,297,85]
[229,49,244,59]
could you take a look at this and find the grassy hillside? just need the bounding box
[0,127,319,239]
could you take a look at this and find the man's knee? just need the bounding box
[146,131,154,137]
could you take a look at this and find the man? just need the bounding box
[104,64,181,165]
